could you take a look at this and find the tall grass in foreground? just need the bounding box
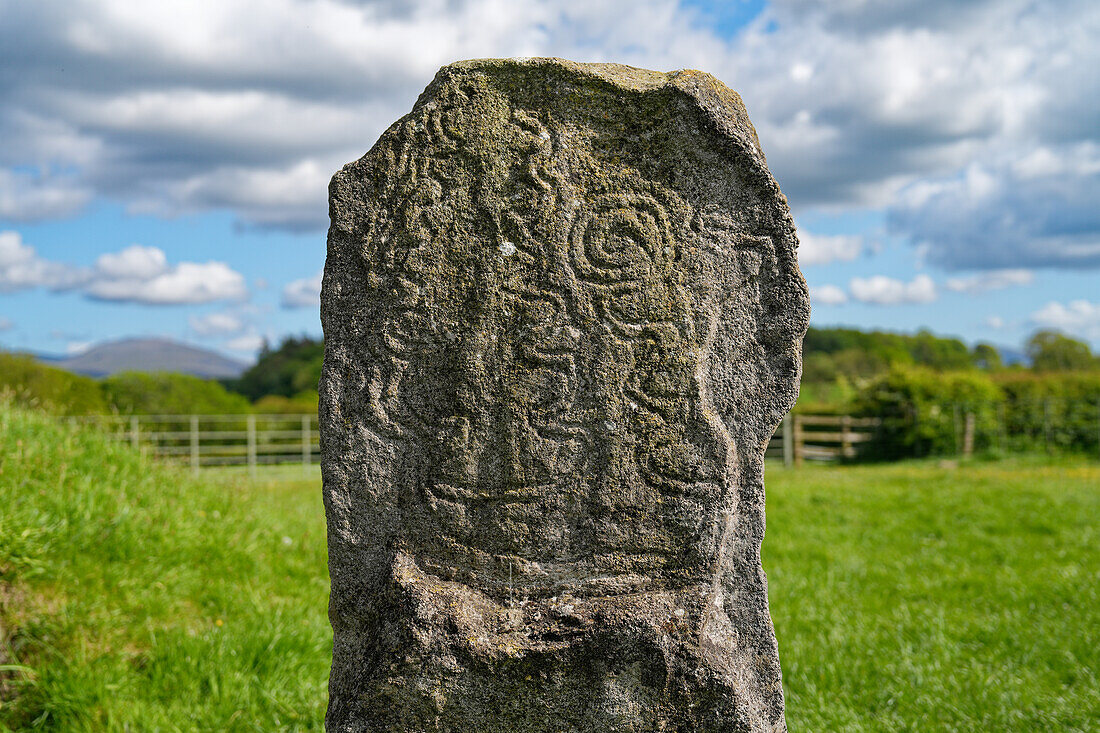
[0,404,330,730]
[2,403,1098,730]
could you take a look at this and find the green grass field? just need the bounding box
[2,404,1098,731]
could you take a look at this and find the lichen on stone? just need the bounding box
[321,57,808,732]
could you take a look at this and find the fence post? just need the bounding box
[793,415,804,467]
[190,415,200,474]
[963,411,975,458]
[781,415,793,467]
[952,402,961,456]
[913,405,920,458]
[247,414,257,477]
[841,415,852,460]
[1043,399,1052,453]
[130,415,140,451]
[302,414,311,474]
[998,401,1006,455]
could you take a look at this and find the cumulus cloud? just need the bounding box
[82,245,247,304]
[140,159,336,231]
[282,271,322,309]
[0,230,85,292]
[85,259,246,304]
[1031,300,1100,341]
[94,244,169,280]
[187,305,267,354]
[891,146,1100,269]
[812,283,849,306]
[189,310,246,336]
[0,168,93,221]
[944,268,1034,294]
[0,0,1094,258]
[0,232,247,304]
[797,231,864,266]
[985,315,1006,330]
[224,332,265,353]
[850,273,937,305]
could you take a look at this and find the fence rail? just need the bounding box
[790,414,881,464]
[74,412,873,471]
[71,400,1100,472]
[71,413,318,474]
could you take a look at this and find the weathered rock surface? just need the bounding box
[320,57,809,732]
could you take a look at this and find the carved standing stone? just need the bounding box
[321,57,809,732]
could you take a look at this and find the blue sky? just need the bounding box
[1,0,1098,361]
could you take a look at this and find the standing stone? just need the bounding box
[321,58,808,732]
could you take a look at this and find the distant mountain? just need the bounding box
[40,338,250,379]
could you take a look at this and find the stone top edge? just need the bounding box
[443,57,681,90]
[437,57,766,163]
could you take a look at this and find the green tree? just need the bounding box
[972,343,1003,370]
[910,329,974,370]
[1026,330,1095,371]
[226,336,323,401]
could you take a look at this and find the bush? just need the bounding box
[0,352,109,414]
[992,371,1100,453]
[853,367,1100,458]
[101,371,251,415]
[854,367,1003,458]
[253,391,319,415]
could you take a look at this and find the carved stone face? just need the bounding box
[338,71,791,599]
[322,60,806,733]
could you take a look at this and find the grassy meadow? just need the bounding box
[0,405,329,731]
[2,404,1098,731]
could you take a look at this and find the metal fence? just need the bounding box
[71,414,318,474]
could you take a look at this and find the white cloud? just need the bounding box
[850,273,937,305]
[797,231,864,266]
[93,244,168,280]
[0,168,92,221]
[140,158,336,230]
[890,144,1100,269]
[945,268,1034,294]
[812,284,849,306]
[66,340,93,355]
[189,310,246,336]
[281,271,322,309]
[985,315,1006,330]
[224,332,265,353]
[0,0,1094,252]
[84,258,247,304]
[0,230,85,292]
[1031,300,1100,341]
[0,316,12,332]
[0,232,247,305]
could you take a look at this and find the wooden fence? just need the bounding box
[71,414,319,474]
[74,412,880,472]
[764,414,881,466]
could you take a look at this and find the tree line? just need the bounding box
[4,327,1099,439]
